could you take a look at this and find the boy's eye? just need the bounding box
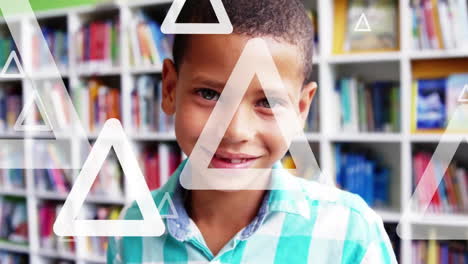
[256,98,282,109]
[196,88,220,101]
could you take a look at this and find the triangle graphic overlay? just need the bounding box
[180,38,327,190]
[397,104,468,239]
[54,119,165,236]
[161,0,233,34]
[458,84,468,103]
[14,88,53,132]
[159,192,179,219]
[0,50,25,78]
[354,13,372,32]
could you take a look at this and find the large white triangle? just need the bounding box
[14,88,53,132]
[458,84,468,103]
[0,50,25,78]
[354,13,372,32]
[180,38,326,191]
[397,104,468,239]
[161,0,233,34]
[54,119,165,236]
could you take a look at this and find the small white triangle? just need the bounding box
[458,84,468,103]
[14,89,53,132]
[354,13,372,32]
[158,192,178,219]
[161,0,233,34]
[54,119,165,237]
[0,50,25,78]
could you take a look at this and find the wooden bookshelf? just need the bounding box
[0,0,466,263]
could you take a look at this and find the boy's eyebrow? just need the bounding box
[192,76,226,90]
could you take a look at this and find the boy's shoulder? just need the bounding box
[290,174,381,223]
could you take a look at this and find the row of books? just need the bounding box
[130,11,173,67]
[75,17,120,70]
[335,144,391,207]
[413,73,468,131]
[413,150,468,214]
[0,86,22,133]
[0,33,19,73]
[411,0,468,50]
[73,78,121,133]
[131,75,174,133]
[412,240,468,263]
[140,144,181,191]
[0,251,28,264]
[39,202,75,254]
[32,27,68,72]
[0,169,25,190]
[0,197,28,244]
[334,78,400,133]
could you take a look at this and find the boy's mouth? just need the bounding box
[210,150,260,169]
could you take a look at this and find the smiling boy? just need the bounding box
[107,0,397,263]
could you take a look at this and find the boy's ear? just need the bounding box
[162,59,178,115]
[298,81,318,123]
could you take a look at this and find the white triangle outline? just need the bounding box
[458,84,468,103]
[397,104,468,239]
[354,13,372,32]
[0,50,25,78]
[158,192,179,219]
[14,88,53,132]
[53,119,165,236]
[179,38,327,190]
[161,0,233,34]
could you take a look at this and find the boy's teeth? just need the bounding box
[231,159,242,164]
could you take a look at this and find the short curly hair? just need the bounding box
[172,0,315,84]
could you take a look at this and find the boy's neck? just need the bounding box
[188,189,267,227]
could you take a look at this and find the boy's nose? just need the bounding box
[222,106,255,144]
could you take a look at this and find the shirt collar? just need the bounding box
[160,159,311,241]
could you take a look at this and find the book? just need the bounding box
[411,0,468,50]
[76,17,120,70]
[32,26,68,72]
[415,78,447,130]
[335,77,400,132]
[335,144,391,207]
[130,11,174,67]
[344,0,398,52]
[0,84,22,133]
[130,76,174,133]
[73,78,121,133]
[0,196,28,244]
[412,240,468,264]
[413,149,468,213]
[83,205,121,258]
[0,251,28,264]
[39,202,75,254]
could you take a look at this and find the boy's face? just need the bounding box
[162,34,316,171]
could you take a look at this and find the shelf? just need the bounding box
[37,249,76,261]
[76,66,121,77]
[127,0,172,8]
[29,70,70,79]
[410,133,468,142]
[0,241,29,254]
[0,132,26,139]
[0,188,27,197]
[375,209,401,223]
[410,213,468,227]
[130,132,176,141]
[36,190,68,201]
[130,65,163,75]
[409,49,468,60]
[329,133,402,142]
[327,52,401,64]
[36,191,126,205]
[79,253,106,263]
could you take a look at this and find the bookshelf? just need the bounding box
[0,0,466,263]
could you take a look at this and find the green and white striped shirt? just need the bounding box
[108,159,397,263]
